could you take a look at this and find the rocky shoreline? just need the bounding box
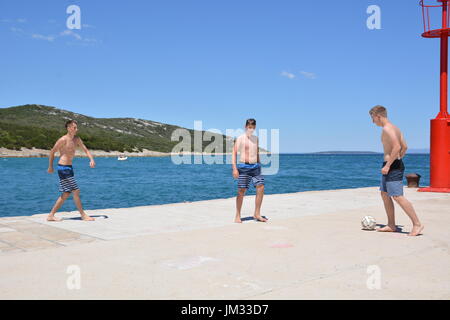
[0,147,266,158]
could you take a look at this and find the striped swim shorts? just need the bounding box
[57,163,79,193]
[237,163,264,189]
[380,159,404,197]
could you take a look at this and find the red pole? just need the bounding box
[419,0,450,193]
[439,0,449,118]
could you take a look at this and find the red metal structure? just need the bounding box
[419,0,450,193]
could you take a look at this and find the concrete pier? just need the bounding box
[0,187,449,299]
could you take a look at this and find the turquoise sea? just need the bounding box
[0,154,430,217]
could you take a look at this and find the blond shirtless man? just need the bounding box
[47,120,95,222]
[232,119,267,223]
[369,105,423,236]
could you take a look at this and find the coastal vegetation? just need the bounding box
[0,104,233,153]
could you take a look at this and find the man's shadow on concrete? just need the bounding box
[62,215,109,221]
[241,216,269,222]
[372,223,410,234]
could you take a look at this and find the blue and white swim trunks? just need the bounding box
[57,163,79,193]
[237,163,264,189]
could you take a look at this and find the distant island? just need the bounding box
[311,149,429,155]
[407,149,430,154]
[312,151,381,154]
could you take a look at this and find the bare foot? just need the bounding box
[47,215,62,222]
[234,217,242,223]
[376,225,397,232]
[408,224,424,236]
[253,215,268,222]
[81,214,95,221]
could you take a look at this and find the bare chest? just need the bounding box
[239,137,257,151]
[60,138,77,153]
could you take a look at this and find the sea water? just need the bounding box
[0,154,429,217]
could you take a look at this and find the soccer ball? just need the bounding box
[361,216,377,230]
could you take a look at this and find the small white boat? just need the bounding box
[118,155,128,161]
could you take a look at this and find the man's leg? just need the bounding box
[253,185,267,222]
[392,195,424,236]
[72,189,95,221]
[235,188,247,223]
[47,192,71,221]
[377,191,397,232]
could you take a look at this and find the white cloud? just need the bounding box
[31,33,55,42]
[300,71,317,79]
[60,29,82,40]
[83,38,98,43]
[281,71,296,79]
[4,16,98,45]
[16,28,99,45]
[1,18,26,23]
[60,30,100,45]
[10,27,24,33]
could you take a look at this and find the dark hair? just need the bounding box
[65,119,78,129]
[245,118,256,127]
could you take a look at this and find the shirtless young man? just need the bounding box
[232,118,267,223]
[369,105,423,236]
[47,120,95,222]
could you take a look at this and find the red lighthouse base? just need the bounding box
[418,117,450,193]
[418,187,450,192]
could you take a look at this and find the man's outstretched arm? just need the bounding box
[399,133,408,158]
[77,137,96,168]
[257,137,260,164]
[48,139,63,173]
[232,138,239,178]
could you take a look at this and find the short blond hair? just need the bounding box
[369,105,387,117]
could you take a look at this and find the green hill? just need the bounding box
[0,104,234,153]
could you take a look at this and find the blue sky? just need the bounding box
[0,0,443,152]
